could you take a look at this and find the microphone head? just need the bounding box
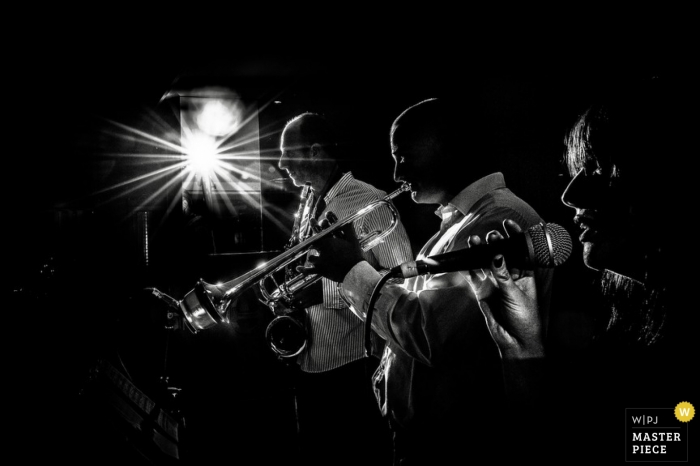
[527,223,573,267]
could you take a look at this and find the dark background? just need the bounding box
[6,18,687,465]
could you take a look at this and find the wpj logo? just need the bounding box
[625,405,690,462]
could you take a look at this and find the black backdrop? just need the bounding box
[7,19,686,465]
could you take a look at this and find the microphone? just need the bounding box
[392,222,572,278]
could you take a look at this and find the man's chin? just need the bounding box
[410,190,425,203]
[410,190,437,205]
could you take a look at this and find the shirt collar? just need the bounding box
[323,171,354,204]
[434,172,506,219]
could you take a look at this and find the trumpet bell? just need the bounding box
[179,280,229,333]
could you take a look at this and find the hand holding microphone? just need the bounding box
[388,219,572,360]
[390,221,571,278]
[464,220,547,361]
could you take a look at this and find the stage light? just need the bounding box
[195,99,242,137]
[184,132,219,176]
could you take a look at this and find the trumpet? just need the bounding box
[175,183,411,355]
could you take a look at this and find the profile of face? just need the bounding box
[278,123,315,188]
[391,124,449,205]
[561,155,644,282]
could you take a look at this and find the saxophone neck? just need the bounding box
[287,183,314,249]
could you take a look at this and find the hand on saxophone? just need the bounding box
[296,217,364,283]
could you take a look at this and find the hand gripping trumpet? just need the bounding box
[168,183,411,356]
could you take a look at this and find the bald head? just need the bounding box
[390,98,495,204]
[279,112,341,192]
[282,113,339,155]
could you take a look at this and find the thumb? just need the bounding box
[490,254,519,295]
[489,254,529,307]
[491,255,512,283]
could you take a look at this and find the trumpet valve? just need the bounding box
[359,231,384,251]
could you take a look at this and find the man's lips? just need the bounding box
[401,180,417,193]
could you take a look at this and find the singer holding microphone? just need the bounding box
[303,98,555,465]
[464,78,696,462]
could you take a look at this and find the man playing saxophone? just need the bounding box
[277,112,413,466]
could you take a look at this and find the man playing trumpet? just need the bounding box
[302,99,555,464]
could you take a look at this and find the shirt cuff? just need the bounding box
[340,260,383,318]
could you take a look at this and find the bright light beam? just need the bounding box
[105,118,186,155]
[95,164,187,211]
[183,132,220,177]
[83,94,300,241]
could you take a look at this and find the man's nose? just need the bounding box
[278,152,288,170]
[393,164,403,184]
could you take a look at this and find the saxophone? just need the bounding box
[264,183,314,359]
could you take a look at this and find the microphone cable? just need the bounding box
[363,269,401,358]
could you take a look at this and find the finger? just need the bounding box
[501,221,524,278]
[296,265,316,275]
[490,254,514,285]
[502,219,523,238]
[485,230,504,244]
[310,218,323,233]
[489,255,529,307]
[468,235,483,247]
[488,226,523,279]
[485,230,505,280]
[325,211,338,225]
[508,261,522,281]
[490,254,537,300]
[302,250,321,269]
[466,235,488,280]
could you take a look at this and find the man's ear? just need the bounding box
[310,143,322,157]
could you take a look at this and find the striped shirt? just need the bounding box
[298,172,414,372]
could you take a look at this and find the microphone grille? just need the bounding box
[528,223,573,267]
